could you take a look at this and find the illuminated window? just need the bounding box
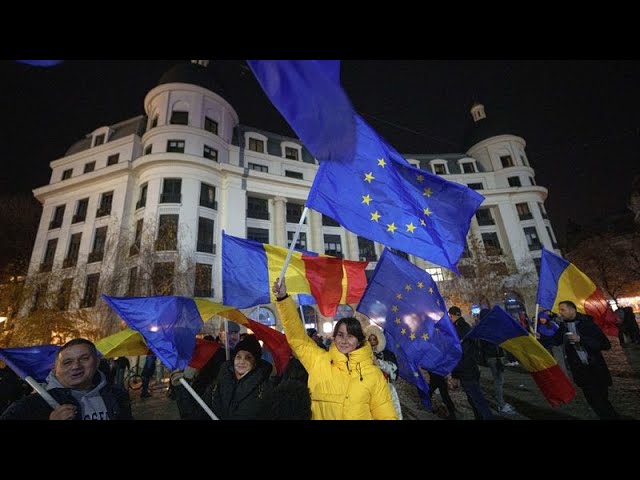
[426,267,444,282]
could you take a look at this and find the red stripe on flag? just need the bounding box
[302,255,344,316]
[246,319,291,375]
[188,338,220,370]
[343,260,368,304]
[585,288,619,337]
[530,364,576,407]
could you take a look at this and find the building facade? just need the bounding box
[24,61,561,332]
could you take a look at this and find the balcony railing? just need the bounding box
[96,207,111,218]
[39,262,53,273]
[62,257,77,269]
[88,251,104,263]
[194,288,214,298]
[129,244,140,256]
[49,220,62,230]
[160,193,181,204]
[199,200,218,210]
[72,214,86,224]
[518,213,533,221]
[197,242,216,254]
[135,200,146,210]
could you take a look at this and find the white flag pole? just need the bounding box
[179,377,218,420]
[277,207,309,286]
[24,377,60,409]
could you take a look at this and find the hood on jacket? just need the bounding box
[364,324,386,353]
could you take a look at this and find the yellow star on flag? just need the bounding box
[409,333,416,340]
[417,282,424,289]
[362,194,372,205]
[423,207,432,216]
[429,287,434,294]
[394,317,401,324]
[406,222,416,233]
[400,328,407,335]
[387,223,397,233]
[420,219,426,226]
[405,284,412,291]
[377,158,386,168]
[370,211,381,222]
[396,293,403,300]
[422,333,429,340]
[423,187,433,197]
[392,305,399,312]
[364,172,375,183]
[416,174,424,183]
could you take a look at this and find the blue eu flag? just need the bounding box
[357,249,462,408]
[248,60,484,272]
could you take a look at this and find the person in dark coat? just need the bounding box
[1,338,132,420]
[623,307,640,344]
[552,300,619,419]
[448,306,495,420]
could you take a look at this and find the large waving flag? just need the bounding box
[248,60,484,272]
[222,231,367,317]
[194,299,292,375]
[103,295,203,370]
[95,329,150,358]
[357,249,462,408]
[0,345,59,383]
[466,305,576,407]
[537,248,619,336]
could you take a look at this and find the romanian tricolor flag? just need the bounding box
[465,306,576,407]
[195,299,292,375]
[537,248,619,337]
[222,231,368,317]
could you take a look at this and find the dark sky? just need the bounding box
[2,60,639,244]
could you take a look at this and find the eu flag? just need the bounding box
[357,249,462,408]
[248,60,484,272]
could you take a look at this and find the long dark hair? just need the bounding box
[333,317,365,347]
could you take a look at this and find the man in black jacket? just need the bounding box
[553,301,619,419]
[449,306,495,420]
[1,338,132,420]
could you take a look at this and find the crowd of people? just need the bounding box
[0,283,635,420]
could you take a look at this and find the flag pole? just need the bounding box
[24,376,60,410]
[277,207,309,286]
[223,319,230,361]
[179,377,218,420]
[533,304,540,334]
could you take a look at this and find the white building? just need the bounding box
[25,61,560,328]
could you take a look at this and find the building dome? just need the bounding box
[157,60,225,94]
[463,102,518,149]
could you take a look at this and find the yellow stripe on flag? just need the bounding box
[501,335,557,372]
[339,264,349,304]
[264,244,311,303]
[553,263,597,314]
[95,329,149,358]
[194,299,251,327]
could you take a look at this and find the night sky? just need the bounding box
[2,59,639,245]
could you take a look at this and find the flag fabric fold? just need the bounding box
[357,248,462,408]
[102,295,203,371]
[465,305,576,407]
[537,248,619,336]
[94,329,149,358]
[0,345,59,382]
[222,231,367,316]
[247,60,356,163]
[248,60,484,272]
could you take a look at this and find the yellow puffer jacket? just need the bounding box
[276,296,398,420]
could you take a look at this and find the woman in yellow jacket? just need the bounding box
[273,280,398,420]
